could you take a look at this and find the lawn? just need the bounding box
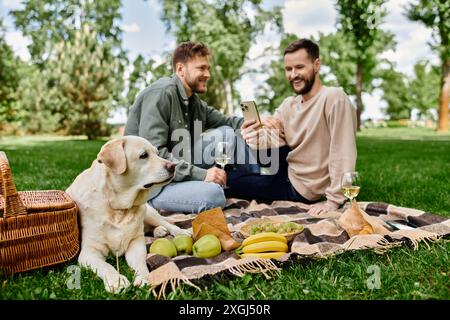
[0,128,449,300]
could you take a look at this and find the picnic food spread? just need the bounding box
[235,232,288,259]
[148,209,304,261]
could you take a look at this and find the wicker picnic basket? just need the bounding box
[0,151,80,274]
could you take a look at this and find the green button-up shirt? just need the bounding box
[124,75,244,181]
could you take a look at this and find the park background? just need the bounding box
[0,0,449,137]
[0,0,449,300]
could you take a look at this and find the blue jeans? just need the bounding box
[225,146,317,204]
[148,126,259,213]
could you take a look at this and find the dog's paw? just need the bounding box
[104,273,131,293]
[153,225,169,238]
[133,274,150,288]
[167,225,192,237]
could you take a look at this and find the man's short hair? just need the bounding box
[172,42,210,71]
[284,39,319,61]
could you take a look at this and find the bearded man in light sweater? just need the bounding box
[225,38,357,215]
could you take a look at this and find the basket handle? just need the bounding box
[0,151,28,218]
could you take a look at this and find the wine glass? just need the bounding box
[215,141,231,188]
[341,171,361,204]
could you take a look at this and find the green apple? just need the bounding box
[172,235,193,255]
[192,234,222,258]
[149,238,177,258]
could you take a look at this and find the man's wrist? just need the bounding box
[325,200,340,210]
[191,166,208,181]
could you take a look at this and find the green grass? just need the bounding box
[0,128,449,300]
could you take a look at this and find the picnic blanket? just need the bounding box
[145,200,450,298]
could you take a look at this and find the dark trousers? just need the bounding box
[224,146,317,204]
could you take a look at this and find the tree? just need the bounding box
[406,0,450,132]
[159,0,282,114]
[10,0,126,137]
[15,64,62,134]
[336,0,395,130]
[125,54,172,112]
[379,64,411,120]
[11,0,124,67]
[380,61,440,120]
[0,18,22,128]
[408,62,441,120]
[45,24,122,139]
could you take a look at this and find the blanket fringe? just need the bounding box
[373,237,402,254]
[151,276,201,300]
[405,234,442,250]
[373,232,443,254]
[227,258,281,280]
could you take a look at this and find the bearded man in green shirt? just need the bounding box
[125,42,261,213]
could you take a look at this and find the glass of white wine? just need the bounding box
[215,141,231,188]
[341,171,361,204]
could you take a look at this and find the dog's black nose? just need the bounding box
[164,162,175,173]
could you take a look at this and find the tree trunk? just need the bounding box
[355,62,363,131]
[224,80,233,116]
[437,59,449,132]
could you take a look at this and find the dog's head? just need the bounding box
[97,136,175,209]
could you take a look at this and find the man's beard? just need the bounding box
[290,70,316,95]
[186,73,208,94]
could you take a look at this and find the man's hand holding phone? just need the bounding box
[241,119,261,147]
[241,117,285,147]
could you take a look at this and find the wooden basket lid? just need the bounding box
[0,190,76,215]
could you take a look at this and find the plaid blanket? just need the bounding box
[145,200,450,298]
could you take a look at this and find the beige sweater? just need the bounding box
[249,86,357,207]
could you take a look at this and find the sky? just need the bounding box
[0,0,439,122]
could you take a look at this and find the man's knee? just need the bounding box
[202,183,226,210]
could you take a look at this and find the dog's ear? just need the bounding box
[97,138,127,175]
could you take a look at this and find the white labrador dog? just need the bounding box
[66,136,190,293]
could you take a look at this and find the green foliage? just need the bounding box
[408,62,440,119]
[335,0,395,129]
[159,0,282,113]
[380,61,440,120]
[406,0,449,131]
[0,19,23,126]
[11,0,124,66]
[43,24,122,139]
[125,54,172,113]
[318,30,394,96]
[6,0,126,138]
[14,64,62,134]
[406,0,449,64]
[379,65,411,120]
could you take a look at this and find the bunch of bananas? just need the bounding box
[236,232,288,259]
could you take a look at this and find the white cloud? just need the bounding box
[122,23,140,33]
[283,0,336,38]
[2,0,22,9]
[146,0,160,9]
[381,0,438,76]
[5,31,31,61]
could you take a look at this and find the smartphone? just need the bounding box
[240,101,262,126]
[385,220,416,231]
